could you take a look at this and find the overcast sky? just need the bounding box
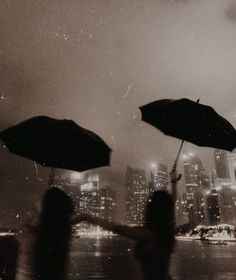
[1,0,236,225]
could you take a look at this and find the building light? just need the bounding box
[81,182,94,191]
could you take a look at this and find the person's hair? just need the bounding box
[33,186,74,280]
[145,191,174,238]
[39,186,73,222]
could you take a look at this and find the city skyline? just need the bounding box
[1,2,236,279]
[0,0,236,228]
[1,138,236,227]
[33,149,236,228]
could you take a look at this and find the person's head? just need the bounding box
[39,186,74,225]
[35,187,74,280]
[145,191,174,233]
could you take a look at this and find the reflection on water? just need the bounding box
[171,241,236,280]
[68,237,142,280]
[68,237,236,280]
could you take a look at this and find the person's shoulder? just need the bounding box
[24,224,38,234]
[17,224,38,240]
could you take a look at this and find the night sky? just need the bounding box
[0,0,236,226]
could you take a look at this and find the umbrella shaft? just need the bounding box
[172,140,184,172]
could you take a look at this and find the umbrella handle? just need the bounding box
[171,139,184,172]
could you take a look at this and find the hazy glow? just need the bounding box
[80,182,94,191]
[74,226,115,238]
[230,184,236,190]
[70,172,82,181]
[182,154,188,161]
[150,162,157,170]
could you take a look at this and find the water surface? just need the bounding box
[68,237,236,280]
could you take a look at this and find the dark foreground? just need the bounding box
[68,237,236,280]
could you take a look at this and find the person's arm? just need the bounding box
[71,214,157,241]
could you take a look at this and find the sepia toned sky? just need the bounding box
[0,0,236,224]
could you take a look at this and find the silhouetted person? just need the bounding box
[135,190,175,280]
[73,171,180,280]
[33,187,73,280]
[0,235,19,280]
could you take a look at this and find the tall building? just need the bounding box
[76,175,100,232]
[183,155,205,226]
[228,152,236,184]
[79,175,100,217]
[125,166,148,226]
[201,170,212,190]
[231,187,236,225]
[206,189,220,225]
[150,163,169,191]
[218,184,236,225]
[99,186,116,222]
[184,155,203,185]
[214,150,230,179]
[175,197,189,226]
[213,151,236,225]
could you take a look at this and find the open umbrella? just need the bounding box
[0,116,112,173]
[140,98,236,170]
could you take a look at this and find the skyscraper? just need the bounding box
[75,175,101,233]
[206,189,220,225]
[201,170,212,190]
[228,152,236,184]
[125,166,148,226]
[150,162,169,191]
[213,151,236,225]
[175,198,189,226]
[99,186,116,222]
[79,175,100,217]
[183,155,205,226]
[218,185,236,225]
[214,150,230,179]
[184,155,203,185]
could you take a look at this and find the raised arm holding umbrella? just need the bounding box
[139,97,236,242]
[140,98,236,173]
[134,97,236,279]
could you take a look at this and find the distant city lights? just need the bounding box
[150,162,157,169]
[74,226,115,238]
[70,172,82,181]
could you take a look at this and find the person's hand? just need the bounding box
[71,213,93,224]
[170,169,182,184]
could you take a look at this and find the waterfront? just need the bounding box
[68,237,236,280]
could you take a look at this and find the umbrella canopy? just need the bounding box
[140,98,236,152]
[0,116,112,172]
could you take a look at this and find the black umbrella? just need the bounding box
[140,98,236,170]
[0,116,112,173]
